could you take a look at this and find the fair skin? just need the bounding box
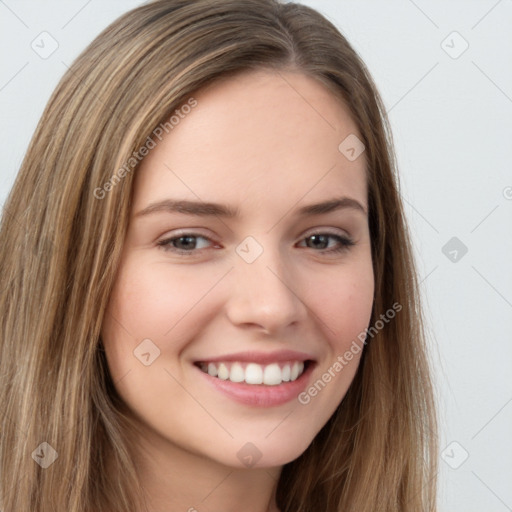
[101,68,374,512]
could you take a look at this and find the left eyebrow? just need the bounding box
[134,196,367,219]
[297,197,367,216]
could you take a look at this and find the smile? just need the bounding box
[193,350,316,407]
[196,361,307,386]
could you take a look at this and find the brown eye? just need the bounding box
[299,233,355,254]
[157,233,213,255]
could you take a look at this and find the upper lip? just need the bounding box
[194,350,315,365]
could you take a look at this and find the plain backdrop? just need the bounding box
[1,1,511,510]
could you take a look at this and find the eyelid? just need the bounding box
[157,228,216,244]
[301,226,350,238]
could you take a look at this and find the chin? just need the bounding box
[210,430,317,470]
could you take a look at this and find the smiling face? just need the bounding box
[101,68,375,469]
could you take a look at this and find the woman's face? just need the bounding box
[101,69,374,469]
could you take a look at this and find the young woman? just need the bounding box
[0,1,438,510]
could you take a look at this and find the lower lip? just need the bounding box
[195,362,315,407]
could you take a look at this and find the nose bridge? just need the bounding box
[226,234,306,332]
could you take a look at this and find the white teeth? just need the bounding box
[197,360,307,385]
[291,361,303,381]
[217,363,229,380]
[229,362,245,383]
[263,363,282,386]
[245,363,263,384]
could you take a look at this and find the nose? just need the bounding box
[224,242,308,335]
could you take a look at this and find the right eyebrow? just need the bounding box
[135,199,240,218]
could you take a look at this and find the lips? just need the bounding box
[193,350,316,407]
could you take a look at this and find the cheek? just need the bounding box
[104,261,202,338]
[102,259,188,379]
[314,258,375,352]
[293,258,374,419]
[101,259,225,378]
[99,260,213,420]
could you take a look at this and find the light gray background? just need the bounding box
[1,1,511,510]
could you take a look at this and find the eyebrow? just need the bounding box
[134,196,367,219]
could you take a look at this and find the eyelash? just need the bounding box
[157,231,355,256]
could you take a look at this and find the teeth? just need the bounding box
[245,363,263,384]
[229,363,245,383]
[263,363,281,385]
[290,361,301,381]
[282,364,291,382]
[207,363,218,377]
[217,363,229,380]
[198,361,306,385]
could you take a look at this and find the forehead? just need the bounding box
[134,69,367,216]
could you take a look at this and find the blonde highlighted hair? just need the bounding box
[0,1,438,510]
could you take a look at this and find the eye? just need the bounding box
[157,233,213,255]
[297,232,355,254]
[157,231,355,256]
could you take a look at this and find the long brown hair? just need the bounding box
[0,1,438,510]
